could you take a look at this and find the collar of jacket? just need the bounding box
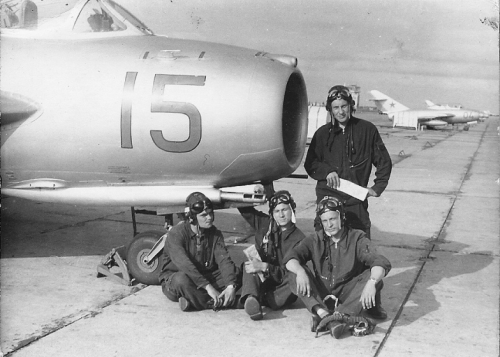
[316,227,348,248]
[280,224,297,241]
[184,220,215,239]
[271,222,297,237]
[331,116,358,133]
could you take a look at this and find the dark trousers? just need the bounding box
[240,269,297,310]
[161,270,227,310]
[287,266,383,317]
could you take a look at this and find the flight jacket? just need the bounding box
[284,228,391,297]
[158,221,238,289]
[304,116,392,203]
[238,206,305,284]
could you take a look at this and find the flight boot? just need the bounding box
[244,295,263,320]
[364,305,388,320]
[179,297,191,312]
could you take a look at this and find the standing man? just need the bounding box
[305,85,392,238]
[159,192,240,311]
[285,197,391,339]
[238,190,305,320]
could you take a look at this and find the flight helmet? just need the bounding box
[325,85,355,113]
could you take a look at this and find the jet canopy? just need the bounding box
[0,0,153,38]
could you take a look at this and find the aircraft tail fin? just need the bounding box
[425,100,435,107]
[368,90,410,113]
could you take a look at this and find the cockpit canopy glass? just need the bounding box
[73,0,126,32]
[0,0,152,35]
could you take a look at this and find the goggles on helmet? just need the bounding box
[316,197,343,217]
[190,199,213,215]
[269,193,293,211]
[327,86,352,102]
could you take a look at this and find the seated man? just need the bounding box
[285,196,391,338]
[159,192,240,311]
[238,190,305,320]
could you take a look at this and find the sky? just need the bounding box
[115,0,499,114]
[8,0,499,113]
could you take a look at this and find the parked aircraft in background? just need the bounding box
[425,100,462,110]
[1,0,308,283]
[425,100,489,120]
[369,90,482,130]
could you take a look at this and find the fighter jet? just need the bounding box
[425,100,489,121]
[1,0,308,210]
[425,100,462,110]
[369,90,481,130]
[1,0,308,283]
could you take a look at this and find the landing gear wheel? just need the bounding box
[126,231,164,285]
[464,124,470,131]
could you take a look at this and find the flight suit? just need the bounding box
[159,221,239,310]
[284,228,391,317]
[238,207,305,309]
[305,116,392,236]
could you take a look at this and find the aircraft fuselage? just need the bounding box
[1,34,308,205]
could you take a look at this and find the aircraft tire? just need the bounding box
[126,231,164,285]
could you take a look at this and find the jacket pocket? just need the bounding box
[349,157,368,169]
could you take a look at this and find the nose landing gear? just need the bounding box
[97,207,175,285]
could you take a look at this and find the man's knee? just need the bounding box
[162,272,195,301]
[161,280,178,302]
[170,271,191,285]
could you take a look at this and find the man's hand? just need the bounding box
[218,285,236,307]
[367,187,379,198]
[360,280,377,310]
[326,172,340,189]
[205,284,221,308]
[295,270,311,297]
[244,259,267,274]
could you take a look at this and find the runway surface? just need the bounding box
[1,113,498,356]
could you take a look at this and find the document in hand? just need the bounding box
[243,245,266,282]
[337,179,369,201]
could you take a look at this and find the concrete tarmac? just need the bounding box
[1,114,499,357]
